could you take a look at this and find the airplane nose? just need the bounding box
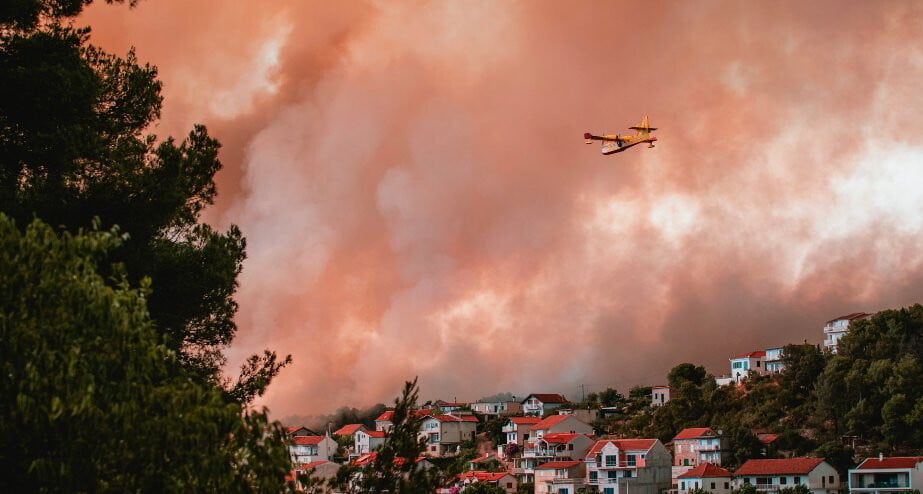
[584,132,592,140]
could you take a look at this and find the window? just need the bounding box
[794,477,801,484]
[627,454,637,466]
[725,482,730,489]
[711,482,716,489]
[780,477,787,485]
[606,455,617,467]
[507,483,513,488]
[558,489,568,494]
[756,361,761,367]
[604,489,615,494]
[624,470,633,478]
[568,444,574,450]
[608,471,617,479]
[829,476,835,484]
[681,482,686,490]
[430,433,440,443]
[590,472,598,482]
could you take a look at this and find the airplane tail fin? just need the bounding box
[628,115,658,136]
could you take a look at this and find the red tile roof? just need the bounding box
[426,414,478,423]
[291,435,328,445]
[586,439,657,457]
[678,463,733,479]
[375,411,394,421]
[732,351,766,360]
[674,427,717,440]
[509,417,542,426]
[456,471,512,482]
[364,430,387,438]
[525,393,570,404]
[856,457,923,470]
[541,432,584,444]
[535,460,582,470]
[333,424,365,435]
[826,312,872,324]
[530,414,571,430]
[735,458,825,475]
[757,433,779,445]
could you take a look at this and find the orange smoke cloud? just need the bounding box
[80,0,923,416]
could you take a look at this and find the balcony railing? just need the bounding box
[589,461,638,468]
[753,484,781,491]
[852,481,910,489]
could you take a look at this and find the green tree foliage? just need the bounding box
[333,379,453,493]
[732,483,758,494]
[0,0,286,395]
[815,306,923,452]
[778,485,810,494]
[0,217,292,492]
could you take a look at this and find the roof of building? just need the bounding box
[587,439,657,457]
[509,417,542,426]
[456,471,512,482]
[855,457,923,470]
[674,427,717,440]
[757,433,779,445]
[653,385,670,390]
[678,463,733,479]
[375,411,394,421]
[523,393,570,404]
[436,402,468,407]
[735,458,825,475]
[541,432,588,444]
[352,452,426,467]
[333,424,365,435]
[732,351,766,360]
[425,414,478,423]
[530,414,575,430]
[291,435,328,445]
[363,430,387,438]
[826,312,872,324]
[287,425,315,436]
[535,460,582,470]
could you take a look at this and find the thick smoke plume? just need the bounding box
[81,0,923,417]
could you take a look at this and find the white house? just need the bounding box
[522,394,571,416]
[652,386,671,407]
[499,416,542,456]
[729,351,766,383]
[672,427,729,467]
[677,463,733,494]
[534,460,586,494]
[823,312,872,353]
[472,401,523,416]
[585,438,673,494]
[419,414,478,457]
[764,347,785,374]
[848,455,923,494]
[734,458,841,494]
[288,435,338,465]
[375,410,394,432]
[354,429,387,456]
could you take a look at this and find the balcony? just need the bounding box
[753,484,782,491]
[589,461,638,469]
[851,478,911,489]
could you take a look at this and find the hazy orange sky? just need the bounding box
[80,0,923,418]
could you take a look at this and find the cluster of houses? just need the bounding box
[285,312,899,493]
[654,313,874,405]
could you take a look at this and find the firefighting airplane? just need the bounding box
[584,116,658,155]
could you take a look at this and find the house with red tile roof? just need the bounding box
[418,414,478,457]
[529,414,593,440]
[823,312,873,353]
[440,470,518,494]
[354,429,387,457]
[471,400,523,417]
[585,438,672,494]
[287,425,319,437]
[522,393,571,416]
[733,458,840,494]
[375,410,394,432]
[291,460,341,490]
[516,433,594,485]
[672,427,728,468]
[729,350,767,383]
[333,423,366,436]
[677,463,732,494]
[534,460,586,494]
[849,455,923,494]
[499,416,543,457]
[288,435,338,465]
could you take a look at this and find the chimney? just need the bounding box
[880,452,884,461]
